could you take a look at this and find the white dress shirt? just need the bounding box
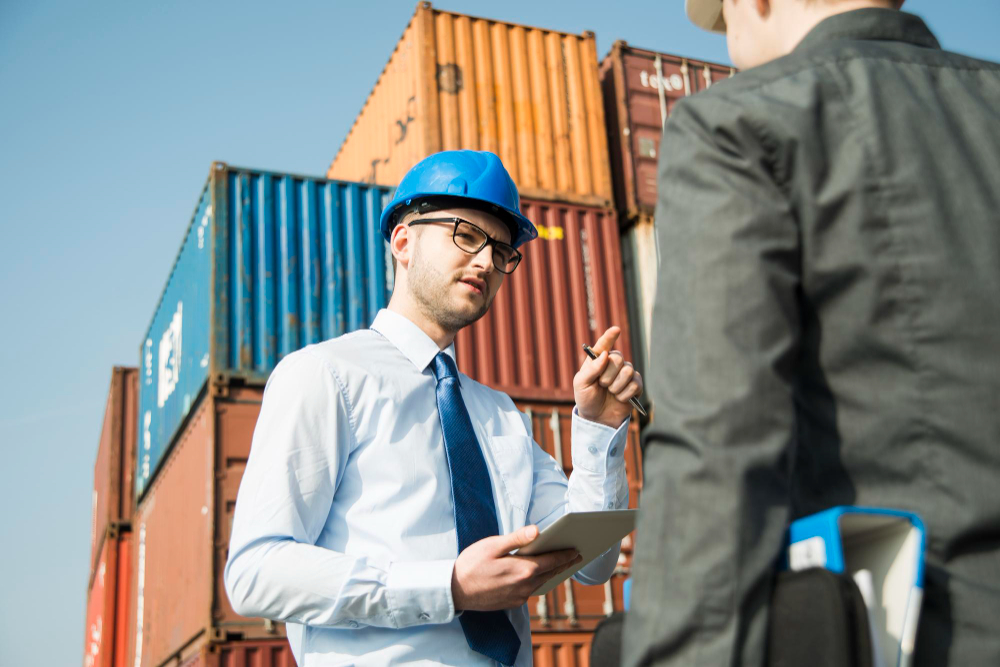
[224,309,630,666]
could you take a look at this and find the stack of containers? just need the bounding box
[85,367,138,667]
[327,1,642,647]
[127,162,392,666]
[600,41,734,395]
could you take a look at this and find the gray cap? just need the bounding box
[685,0,726,33]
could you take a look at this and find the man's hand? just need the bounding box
[574,326,644,428]
[451,525,582,611]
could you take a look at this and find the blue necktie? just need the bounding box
[431,352,521,666]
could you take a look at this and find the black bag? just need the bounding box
[766,567,874,667]
[591,611,626,665]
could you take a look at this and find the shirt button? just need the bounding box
[347,621,359,629]
[588,446,598,455]
[607,501,615,509]
[419,612,430,621]
[610,446,618,456]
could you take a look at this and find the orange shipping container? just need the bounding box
[83,531,132,667]
[328,1,613,208]
[90,367,138,588]
[455,200,632,402]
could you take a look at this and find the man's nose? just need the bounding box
[470,243,496,274]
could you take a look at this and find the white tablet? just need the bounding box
[514,509,637,596]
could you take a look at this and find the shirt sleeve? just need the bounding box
[622,97,800,667]
[525,409,631,585]
[223,350,456,629]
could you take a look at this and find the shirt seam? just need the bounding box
[299,349,361,453]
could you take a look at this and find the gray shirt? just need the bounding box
[625,9,1000,666]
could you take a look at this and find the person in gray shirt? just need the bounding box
[624,1,1000,665]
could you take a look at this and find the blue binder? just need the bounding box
[786,506,926,667]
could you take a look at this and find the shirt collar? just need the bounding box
[795,9,940,54]
[370,309,457,373]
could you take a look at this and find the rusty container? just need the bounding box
[600,41,733,223]
[171,635,593,667]
[455,200,632,402]
[170,638,296,667]
[533,631,595,667]
[127,385,283,667]
[83,531,132,667]
[518,400,641,633]
[619,215,658,404]
[90,367,139,588]
[327,1,613,208]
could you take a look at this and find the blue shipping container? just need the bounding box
[137,163,393,498]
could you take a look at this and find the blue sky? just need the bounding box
[1,1,998,664]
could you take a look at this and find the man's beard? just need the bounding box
[408,242,495,332]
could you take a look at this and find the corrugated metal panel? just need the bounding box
[328,1,613,208]
[532,631,594,667]
[84,531,131,667]
[455,200,632,401]
[600,42,732,223]
[129,390,635,665]
[178,639,296,667]
[136,163,392,499]
[620,216,657,413]
[695,60,737,91]
[91,367,138,588]
[518,401,640,633]
[129,387,281,667]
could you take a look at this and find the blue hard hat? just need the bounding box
[379,150,538,249]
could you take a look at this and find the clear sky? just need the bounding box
[1,1,998,664]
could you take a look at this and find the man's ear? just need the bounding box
[390,222,412,270]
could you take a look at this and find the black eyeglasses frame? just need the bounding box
[406,217,523,274]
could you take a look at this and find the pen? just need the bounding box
[582,343,648,418]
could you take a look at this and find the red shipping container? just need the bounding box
[126,385,283,667]
[456,200,633,402]
[176,638,296,667]
[518,400,640,632]
[126,368,641,666]
[83,531,132,667]
[600,41,734,223]
[533,631,595,667]
[90,367,138,588]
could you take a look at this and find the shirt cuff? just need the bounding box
[570,408,630,474]
[385,559,456,627]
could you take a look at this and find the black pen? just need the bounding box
[582,343,647,418]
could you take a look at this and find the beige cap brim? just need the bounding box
[685,0,726,33]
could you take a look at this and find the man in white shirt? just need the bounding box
[224,150,642,666]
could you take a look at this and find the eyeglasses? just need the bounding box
[406,217,523,274]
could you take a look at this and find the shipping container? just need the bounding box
[619,215,657,409]
[694,59,736,91]
[455,200,633,401]
[170,639,296,667]
[126,384,640,666]
[533,632,594,667]
[518,400,640,632]
[84,531,132,667]
[128,386,282,667]
[91,367,138,587]
[136,163,392,499]
[328,2,613,209]
[164,635,589,667]
[600,41,733,223]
